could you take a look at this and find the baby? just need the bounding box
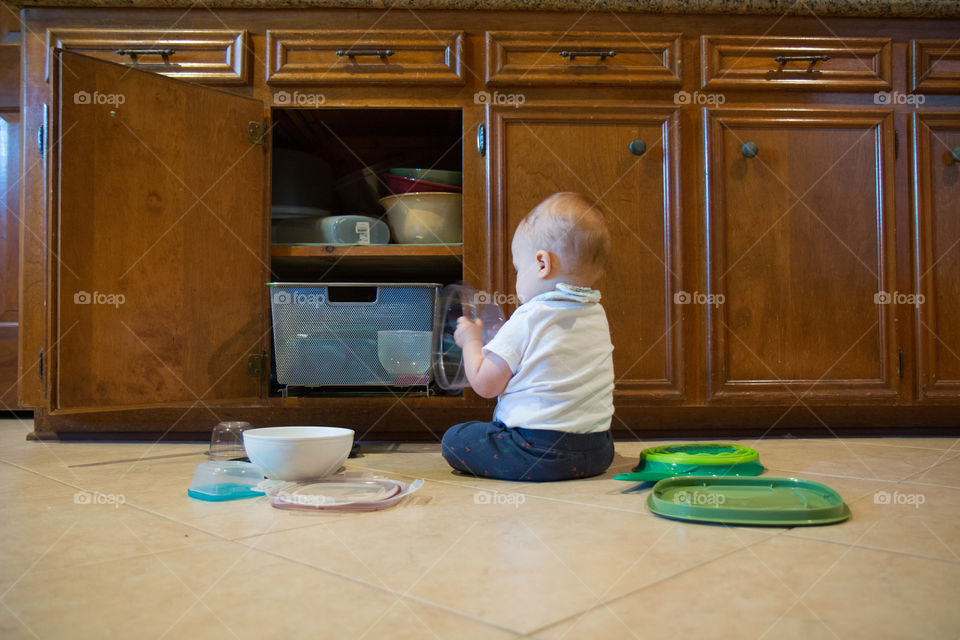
[441,192,615,481]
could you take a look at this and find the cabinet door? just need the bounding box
[704,109,898,403]
[488,106,684,403]
[52,51,267,412]
[0,110,18,410]
[912,113,960,401]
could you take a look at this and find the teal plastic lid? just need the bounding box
[647,476,851,526]
[613,460,765,482]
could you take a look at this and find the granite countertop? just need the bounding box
[9,0,960,18]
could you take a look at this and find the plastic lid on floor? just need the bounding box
[433,282,506,391]
[613,443,765,482]
[267,475,424,511]
[646,476,851,526]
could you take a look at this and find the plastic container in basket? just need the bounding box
[269,283,439,387]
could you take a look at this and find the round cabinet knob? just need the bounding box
[952,147,960,163]
[628,139,646,156]
[741,142,759,158]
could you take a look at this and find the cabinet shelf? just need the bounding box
[270,243,464,280]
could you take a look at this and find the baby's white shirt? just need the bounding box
[481,285,615,433]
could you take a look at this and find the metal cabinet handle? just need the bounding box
[773,55,830,68]
[741,142,759,158]
[952,147,960,163]
[559,50,616,61]
[115,49,175,63]
[628,139,646,156]
[336,49,394,58]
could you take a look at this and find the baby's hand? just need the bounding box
[454,316,484,348]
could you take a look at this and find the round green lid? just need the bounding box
[642,443,759,466]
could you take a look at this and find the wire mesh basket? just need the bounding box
[269,283,439,387]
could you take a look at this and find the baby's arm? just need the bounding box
[454,317,512,398]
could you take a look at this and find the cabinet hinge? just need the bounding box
[38,349,43,381]
[37,123,45,159]
[247,353,266,377]
[476,123,486,156]
[898,348,904,379]
[248,121,267,147]
[894,130,899,159]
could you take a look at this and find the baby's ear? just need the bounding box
[535,249,554,278]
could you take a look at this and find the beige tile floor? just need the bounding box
[1,417,958,639]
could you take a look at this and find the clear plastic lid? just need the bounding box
[432,282,506,391]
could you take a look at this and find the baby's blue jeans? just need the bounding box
[441,420,615,482]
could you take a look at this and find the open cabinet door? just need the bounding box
[52,51,267,412]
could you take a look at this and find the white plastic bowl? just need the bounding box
[379,192,462,244]
[242,426,354,481]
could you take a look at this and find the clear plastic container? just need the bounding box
[272,215,389,245]
[433,282,506,391]
[187,460,265,501]
[208,421,251,461]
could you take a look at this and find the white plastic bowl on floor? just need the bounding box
[242,426,354,481]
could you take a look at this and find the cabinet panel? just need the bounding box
[909,40,960,94]
[52,52,267,412]
[45,29,249,85]
[0,43,18,109]
[912,113,960,401]
[265,30,464,86]
[701,36,891,92]
[486,31,681,87]
[0,111,19,409]
[489,106,684,402]
[705,108,898,403]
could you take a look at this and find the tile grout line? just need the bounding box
[523,535,775,638]
[777,531,960,565]
[0,458,528,637]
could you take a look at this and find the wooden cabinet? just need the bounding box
[704,109,898,403]
[911,113,960,402]
[265,30,465,86]
[45,29,250,85]
[51,51,267,412]
[14,7,960,436]
[0,39,19,411]
[485,31,681,87]
[488,106,685,403]
[700,36,891,92]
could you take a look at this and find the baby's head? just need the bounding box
[511,192,611,302]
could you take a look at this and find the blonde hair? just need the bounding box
[515,192,611,280]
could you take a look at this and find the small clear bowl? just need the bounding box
[208,421,252,461]
[187,460,265,501]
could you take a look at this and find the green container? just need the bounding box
[614,443,765,482]
[647,476,851,526]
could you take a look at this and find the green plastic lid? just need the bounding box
[613,443,764,481]
[643,443,759,466]
[646,476,851,526]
